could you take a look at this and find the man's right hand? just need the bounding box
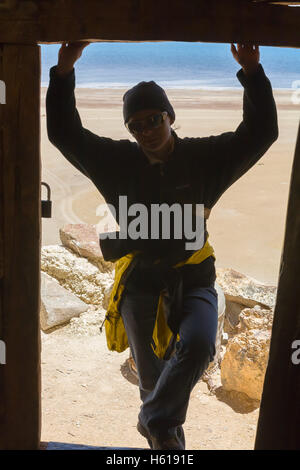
[56,41,91,77]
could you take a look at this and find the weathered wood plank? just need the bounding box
[0,45,5,428]
[253,1,300,5]
[0,44,41,450]
[254,121,300,450]
[0,0,299,47]
[41,441,146,450]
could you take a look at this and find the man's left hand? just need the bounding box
[231,43,260,76]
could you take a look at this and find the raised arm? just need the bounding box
[46,41,133,199]
[201,44,279,207]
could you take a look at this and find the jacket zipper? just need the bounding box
[99,313,112,333]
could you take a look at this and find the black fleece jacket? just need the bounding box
[46,63,278,292]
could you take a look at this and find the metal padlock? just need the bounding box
[41,182,52,218]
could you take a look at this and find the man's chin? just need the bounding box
[142,139,162,151]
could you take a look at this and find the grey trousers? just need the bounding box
[119,284,219,442]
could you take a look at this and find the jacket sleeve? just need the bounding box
[46,65,131,199]
[201,63,279,208]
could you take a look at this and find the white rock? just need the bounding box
[40,272,89,331]
[68,307,106,337]
[216,268,275,340]
[41,245,115,306]
[216,267,277,308]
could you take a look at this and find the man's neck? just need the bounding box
[142,134,175,163]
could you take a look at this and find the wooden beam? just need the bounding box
[0,0,299,47]
[41,442,145,450]
[253,1,300,5]
[0,44,41,450]
[254,121,300,450]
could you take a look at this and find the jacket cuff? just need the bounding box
[236,63,268,88]
[49,65,75,86]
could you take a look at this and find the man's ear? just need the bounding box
[168,115,175,126]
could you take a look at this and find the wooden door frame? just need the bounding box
[0,44,41,450]
[0,0,299,450]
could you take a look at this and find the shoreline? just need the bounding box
[41,86,296,106]
[41,85,296,93]
[42,84,297,91]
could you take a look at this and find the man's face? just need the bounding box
[127,108,174,152]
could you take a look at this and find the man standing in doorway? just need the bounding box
[46,42,278,449]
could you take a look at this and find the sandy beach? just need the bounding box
[40,86,299,285]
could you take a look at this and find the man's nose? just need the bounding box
[141,127,153,136]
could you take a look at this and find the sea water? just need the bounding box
[41,41,299,90]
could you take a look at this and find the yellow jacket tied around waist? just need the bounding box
[103,237,216,360]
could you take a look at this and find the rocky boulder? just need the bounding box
[41,244,115,306]
[59,223,114,273]
[40,271,89,331]
[216,268,276,339]
[216,268,277,308]
[220,305,273,401]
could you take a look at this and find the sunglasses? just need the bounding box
[126,111,168,135]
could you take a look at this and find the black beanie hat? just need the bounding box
[123,81,175,124]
